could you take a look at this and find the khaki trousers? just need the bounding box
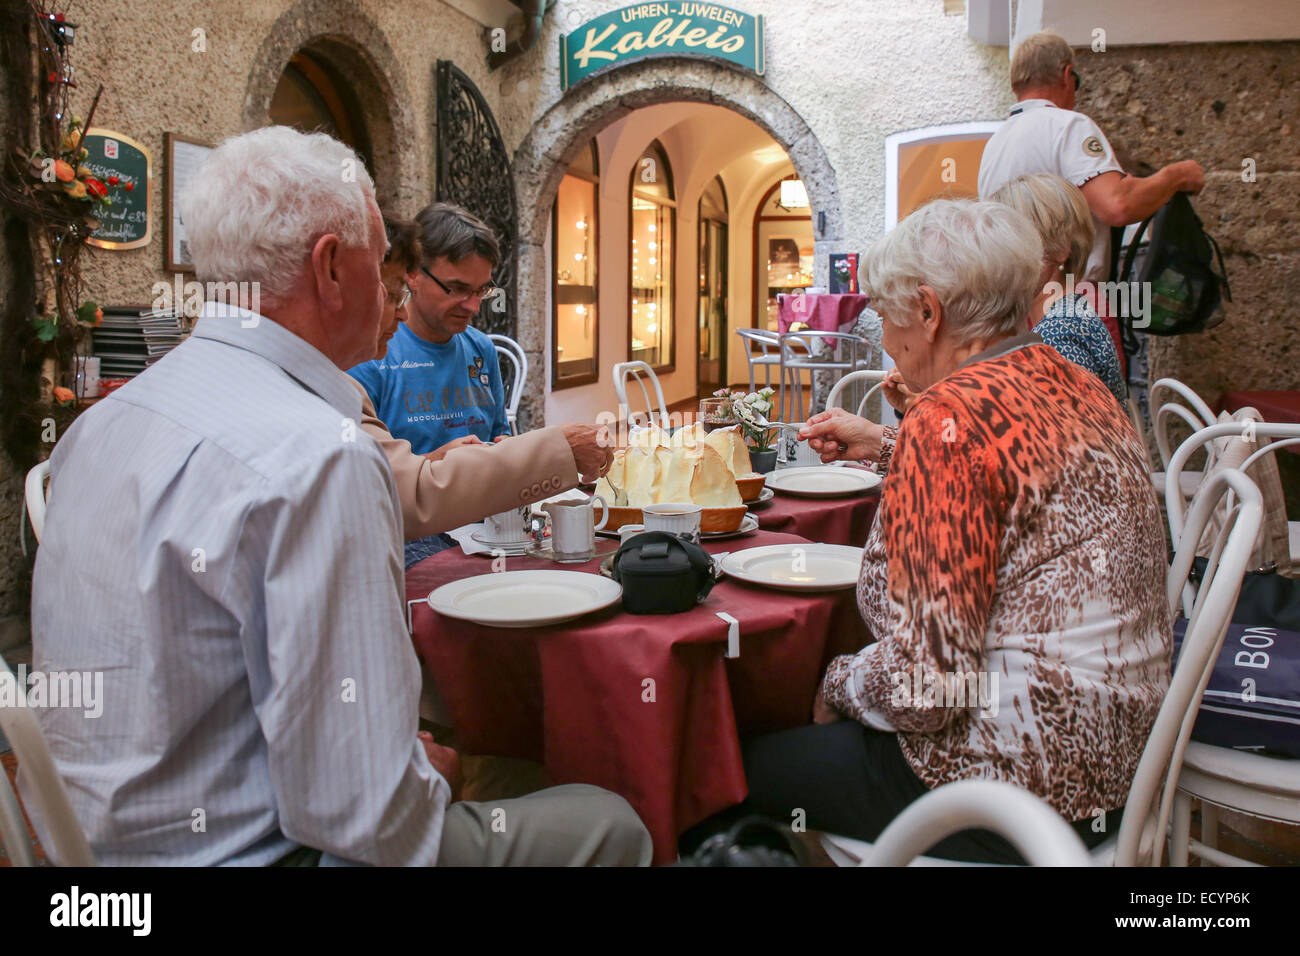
[436,784,653,867]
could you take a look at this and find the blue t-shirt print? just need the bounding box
[348,323,508,455]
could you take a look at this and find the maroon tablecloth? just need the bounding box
[405,529,870,864]
[776,293,871,334]
[752,486,879,547]
[1216,390,1300,454]
[1216,390,1300,424]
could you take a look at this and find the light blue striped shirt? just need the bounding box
[23,305,450,865]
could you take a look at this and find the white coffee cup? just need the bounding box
[543,496,608,559]
[482,505,531,543]
[778,423,822,468]
[618,523,646,545]
[643,503,703,543]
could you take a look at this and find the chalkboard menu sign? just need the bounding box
[83,128,152,250]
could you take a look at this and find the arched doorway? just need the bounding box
[513,59,843,429]
[241,0,416,211]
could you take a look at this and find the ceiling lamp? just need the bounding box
[778,180,809,210]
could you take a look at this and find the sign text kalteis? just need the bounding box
[560,3,765,92]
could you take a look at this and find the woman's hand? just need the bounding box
[812,690,842,725]
[424,435,485,463]
[799,407,883,463]
[881,369,918,414]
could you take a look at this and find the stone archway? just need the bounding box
[511,59,843,429]
[241,0,418,213]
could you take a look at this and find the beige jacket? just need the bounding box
[352,380,580,539]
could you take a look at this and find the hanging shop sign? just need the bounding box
[82,128,151,250]
[560,3,764,92]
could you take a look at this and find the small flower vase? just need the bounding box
[750,449,778,474]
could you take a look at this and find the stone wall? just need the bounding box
[56,0,502,309]
[1075,41,1300,401]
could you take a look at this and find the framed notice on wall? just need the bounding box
[165,133,213,273]
[83,128,152,250]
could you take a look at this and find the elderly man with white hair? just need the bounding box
[729,199,1171,863]
[24,126,651,867]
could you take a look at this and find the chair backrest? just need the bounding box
[0,654,96,865]
[488,334,527,435]
[734,327,780,354]
[1167,421,1298,600]
[778,330,871,365]
[1113,467,1262,866]
[824,369,888,422]
[1150,377,1217,469]
[865,780,1092,866]
[612,360,669,431]
[24,459,50,545]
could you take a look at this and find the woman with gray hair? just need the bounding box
[991,172,1127,403]
[733,199,1170,863]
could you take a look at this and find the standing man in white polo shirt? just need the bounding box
[979,30,1205,283]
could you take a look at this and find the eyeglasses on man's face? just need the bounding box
[420,265,500,304]
[1069,66,1082,92]
[386,282,412,308]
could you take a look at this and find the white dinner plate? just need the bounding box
[720,543,863,592]
[766,466,881,498]
[744,487,775,506]
[427,570,622,629]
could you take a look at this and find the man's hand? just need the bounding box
[799,407,883,464]
[1170,159,1206,194]
[813,690,841,725]
[424,435,485,463]
[881,369,918,415]
[561,423,614,483]
[418,731,461,799]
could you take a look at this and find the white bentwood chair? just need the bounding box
[822,467,1263,867]
[488,334,527,436]
[864,780,1091,867]
[734,328,781,393]
[20,459,51,558]
[824,369,889,425]
[0,654,96,866]
[612,360,670,432]
[1150,377,1218,499]
[1164,421,1300,866]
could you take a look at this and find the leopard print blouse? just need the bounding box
[821,335,1170,820]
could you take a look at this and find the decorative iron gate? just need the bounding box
[436,60,518,339]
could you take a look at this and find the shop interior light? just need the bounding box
[779,180,809,209]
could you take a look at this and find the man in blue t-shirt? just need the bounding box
[349,202,509,457]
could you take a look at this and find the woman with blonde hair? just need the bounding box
[991,172,1127,403]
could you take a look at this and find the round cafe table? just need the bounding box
[405,529,871,864]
